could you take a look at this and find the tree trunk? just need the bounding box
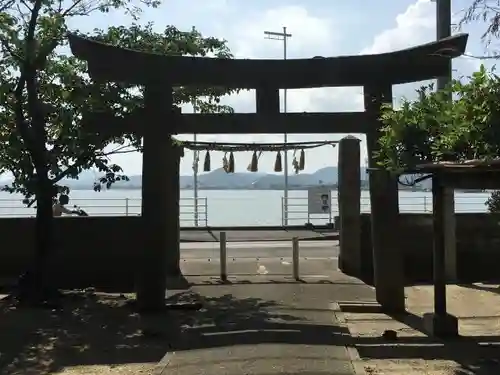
[34,177,54,285]
[17,176,55,302]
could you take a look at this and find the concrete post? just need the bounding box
[292,237,300,280]
[368,169,405,312]
[423,175,458,338]
[364,84,405,313]
[338,136,361,275]
[444,188,457,281]
[220,232,227,281]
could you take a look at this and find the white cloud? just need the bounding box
[221,0,439,118]
[109,0,483,176]
[362,0,435,54]
[220,4,348,115]
[0,1,488,185]
[231,5,338,59]
[166,4,362,174]
[195,0,438,175]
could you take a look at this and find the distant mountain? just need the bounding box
[96,166,353,190]
[0,166,432,191]
[250,166,364,189]
[198,168,266,188]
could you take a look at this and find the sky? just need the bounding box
[69,0,496,176]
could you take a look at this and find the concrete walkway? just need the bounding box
[337,284,500,375]
[155,272,375,375]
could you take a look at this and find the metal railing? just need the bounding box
[282,196,333,226]
[182,197,208,227]
[281,193,492,226]
[0,197,209,226]
[0,192,493,227]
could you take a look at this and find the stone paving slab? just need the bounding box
[156,273,376,375]
[406,284,500,318]
[183,272,376,302]
[337,284,500,375]
[161,284,354,375]
[164,344,354,375]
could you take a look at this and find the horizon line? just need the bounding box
[121,165,370,177]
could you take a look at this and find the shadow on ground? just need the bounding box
[0,292,168,374]
[164,290,349,351]
[340,304,500,375]
[0,284,350,374]
[176,291,500,375]
[5,278,500,374]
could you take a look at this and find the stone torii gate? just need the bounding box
[68,33,468,311]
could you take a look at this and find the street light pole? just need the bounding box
[435,0,452,90]
[264,26,292,226]
[192,104,199,227]
[433,0,456,283]
[191,25,200,227]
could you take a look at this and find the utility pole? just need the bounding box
[191,26,199,227]
[192,103,199,227]
[264,26,292,226]
[435,0,452,90]
[434,0,456,281]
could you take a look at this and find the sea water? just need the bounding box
[0,189,491,227]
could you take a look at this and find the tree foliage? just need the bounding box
[486,190,500,212]
[377,65,500,214]
[458,2,500,213]
[0,0,236,298]
[460,0,500,46]
[376,65,500,172]
[0,0,235,202]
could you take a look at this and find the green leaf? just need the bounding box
[0,1,235,200]
[377,65,500,171]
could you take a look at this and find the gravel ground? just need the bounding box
[0,292,170,375]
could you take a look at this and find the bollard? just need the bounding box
[292,237,300,280]
[220,232,227,281]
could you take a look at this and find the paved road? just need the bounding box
[180,229,338,242]
[180,240,339,259]
[180,241,339,277]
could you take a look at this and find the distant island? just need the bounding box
[0,167,488,192]
[22,166,432,191]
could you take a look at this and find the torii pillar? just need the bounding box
[364,84,405,313]
[136,83,182,311]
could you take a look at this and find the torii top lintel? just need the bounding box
[67,33,468,89]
